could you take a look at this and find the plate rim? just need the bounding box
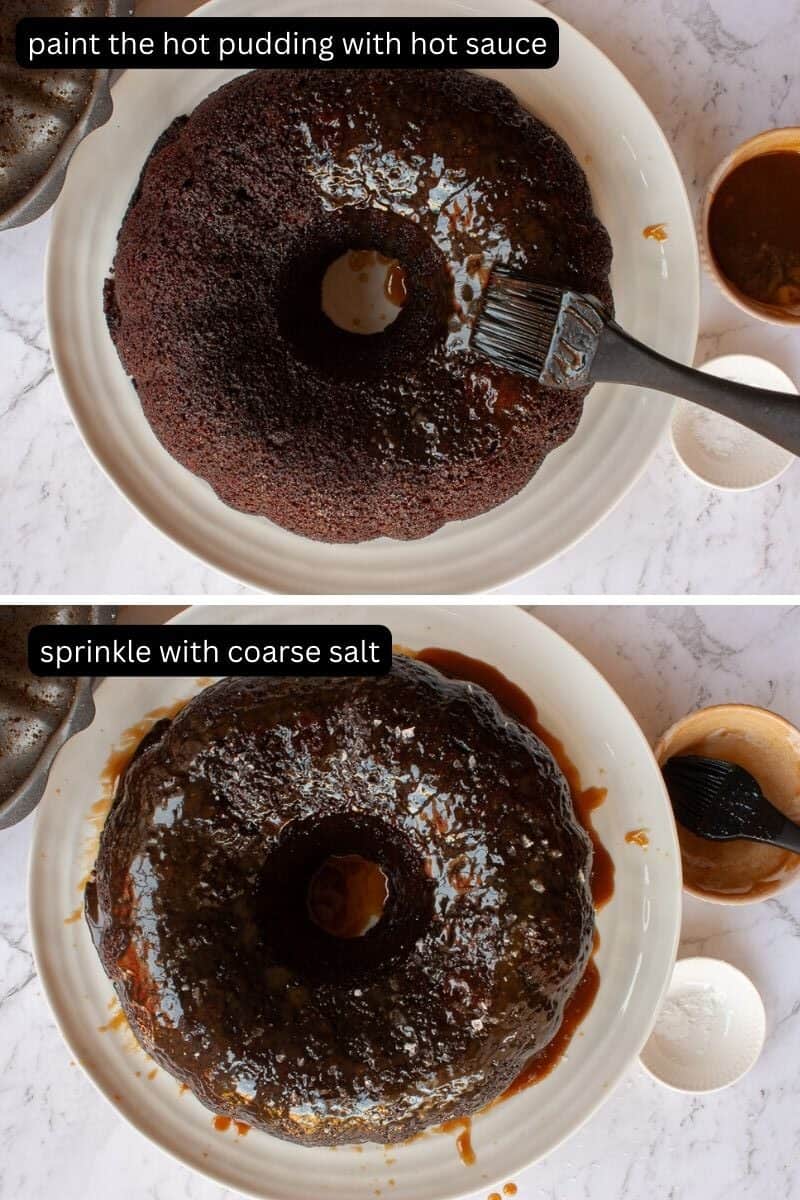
[27,604,682,1200]
[44,0,699,594]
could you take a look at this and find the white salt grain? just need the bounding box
[652,981,732,1064]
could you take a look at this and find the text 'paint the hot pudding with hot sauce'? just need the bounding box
[85,653,602,1146]
[104,69,613,542]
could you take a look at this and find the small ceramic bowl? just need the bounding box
[700,127,800,326]
[640,957,766,1093]
[655,703,800,904]
[670,354,796,491]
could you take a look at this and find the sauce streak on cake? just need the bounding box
[415,647,614,910]
[415,647,614,1109]
[78,696,194,902]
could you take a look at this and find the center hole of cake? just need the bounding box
[321,250,407,335]
[307,854,389,938]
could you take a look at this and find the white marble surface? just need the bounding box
[1,0,800,596]
[1,604,799,1199]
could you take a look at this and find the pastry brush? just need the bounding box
[662,754,800,852]
[473,269,800,456]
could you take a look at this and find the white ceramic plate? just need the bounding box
[45,0,699,594]
[29,605,681,1200]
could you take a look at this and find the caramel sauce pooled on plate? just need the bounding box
[308,854,389,938]
[384,262,408,308]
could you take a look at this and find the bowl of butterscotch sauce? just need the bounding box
[702,128,800,325]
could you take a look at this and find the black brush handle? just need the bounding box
[774,818,800,856]
[590,321,800,457]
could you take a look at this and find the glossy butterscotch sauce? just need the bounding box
[500,954,601,1100]
[437,1116,475,1166]
[384,262,408,308]
[78,696,192,898]
[100,698,191,790]
[708,151,800,311]
[643,223,668,242]
[308,854,389,938]
[323,249,407,334]
[346,248,407,309]
[416,648,614,912]
[625,828,650,848]
[212,1115,250,1136]
[98,1008,127,1034]
[414,648,614,1160]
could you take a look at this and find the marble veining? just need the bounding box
[1,605,799,1199]
[1,0,800,594]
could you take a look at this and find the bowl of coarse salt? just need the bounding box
[671,354,797,490]
[640,957,766,1093]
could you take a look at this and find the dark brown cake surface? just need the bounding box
[104,69,613,542]
[87,656,594,1145]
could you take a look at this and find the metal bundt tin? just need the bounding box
[0,605,116,830]
[0,1,134,231]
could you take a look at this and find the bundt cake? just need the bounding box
[86,655,594,1145]
[104,69,613,542]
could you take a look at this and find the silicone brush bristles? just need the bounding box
[662,755,783,843]
[472,269,607,389]
[472,270,564,381]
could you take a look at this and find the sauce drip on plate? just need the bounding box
[436,1116,475,1166]
[625,828,649,848]
[643,223,668,242]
